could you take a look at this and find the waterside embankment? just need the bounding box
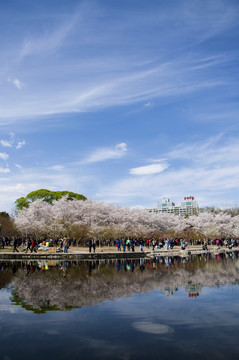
[0,245,237,260]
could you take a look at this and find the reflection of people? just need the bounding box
[140,258,145,271]
[116,260,121,271]
[62,261,68,276]
[87,261,92,275]
[152,239,156,251]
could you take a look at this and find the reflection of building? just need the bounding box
[164,286,178,296]
[148,196,199,216]
[185,283,202,297]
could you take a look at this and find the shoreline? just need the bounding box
[0,245,237,260]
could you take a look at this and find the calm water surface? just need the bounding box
[0,253,239,360]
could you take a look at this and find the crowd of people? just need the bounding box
[0,235,239,253]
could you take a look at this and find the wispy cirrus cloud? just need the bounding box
[0,1,237,121]
[82,143,128,164]
[19,11,80,60]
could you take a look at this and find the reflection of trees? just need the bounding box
[5,255,239,312]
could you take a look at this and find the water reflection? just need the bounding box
[0,252,238,313]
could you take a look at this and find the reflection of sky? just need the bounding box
[1,256,239,359]
[103,286,239,329]
[1,284,239,359]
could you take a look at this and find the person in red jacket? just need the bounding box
[30,239,36,253]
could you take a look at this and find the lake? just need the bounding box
[0,252,239,360]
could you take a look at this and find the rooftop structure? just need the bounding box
[148,196,199,216]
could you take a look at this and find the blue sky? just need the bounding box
[1,0,239,212]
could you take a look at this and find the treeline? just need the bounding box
[1,188,239,241]
[14,197,239,242]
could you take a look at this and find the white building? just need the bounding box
[148,196,199,216]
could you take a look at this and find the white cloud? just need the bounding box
[8,77,25,90]
[13,78,25,90]
[0,152,9,161]
[16,140,26,149]
[15,164,22,169]
[144,101,152,108]
[83,143,127,164]
[97,136,239,208]
[130,163,169,175]
[0,167,10,173]
[48,165,65,171]
[0,140,12,147]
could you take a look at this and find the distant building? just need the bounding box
[185,283,202,297]
[147,196,199,216]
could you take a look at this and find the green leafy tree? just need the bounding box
[15,189,87,211]
[0,212,17,237]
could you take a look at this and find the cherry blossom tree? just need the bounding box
[14,196,239,242]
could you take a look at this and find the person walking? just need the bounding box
[122,238,126,252]
[87,239,92,253]
[152,239,156,252]
[139,239,145,252]
[92,240,96,253]
[26,238,32,253]
[63,237,68,253]
[13,238,19,252]
[126,238,131,251]
[116,238,121,251]
[165,239,170,251]
[1,237,5,249]
[30,239,37,253]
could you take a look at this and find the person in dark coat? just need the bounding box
[13,238,19,252]
[87,239,92,253]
